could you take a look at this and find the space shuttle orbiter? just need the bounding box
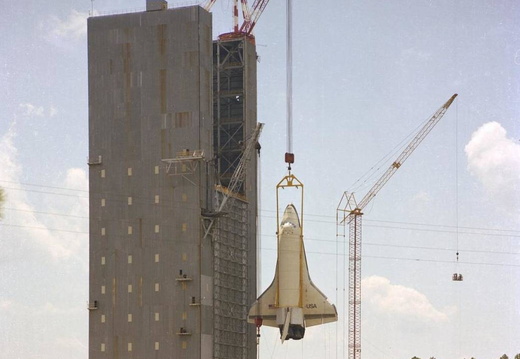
[247,204,337,342]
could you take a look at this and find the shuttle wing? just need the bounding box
[247,266,279,327]
[247,242,337,328]
[301,243,338,327]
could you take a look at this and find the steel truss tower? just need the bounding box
[213,195,249,358]
[212,34,258,359]
[337,195,362,359]
[348,212,362,359]
[213,36,256,190]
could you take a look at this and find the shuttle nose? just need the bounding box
[281,204,300,228]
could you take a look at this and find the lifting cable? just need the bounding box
[335,211,347,359]
[455,98,463,358]
[284,0,295,171]
[453,98,463,282]
[456,99,460,270]
[257,143,262,291]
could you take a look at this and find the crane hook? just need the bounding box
[285,152,294,173]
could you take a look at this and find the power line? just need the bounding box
[260,233,520,256]
[364,254,520,268]
[359,223,520,239]
[0,179,88,192]
[3,207,88,219]
[260,210,520,236]
[260,217,520,239]
[0,222,88,235]
[2,183,519,256]
[0,186,89,199]
[2,219,515,259]
[365,218,520,235]
[259,246,520,268]
[2,210,519,249]
[10,198,517,238]
[0,188,205,213]
[1,218,517,265]
[362,241,520,256]
[2,179,519,236]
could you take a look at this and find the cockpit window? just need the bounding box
[281,221,297,228]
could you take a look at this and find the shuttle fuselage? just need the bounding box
[248,204,337,341]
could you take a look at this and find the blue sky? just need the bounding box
[1,1,519,358]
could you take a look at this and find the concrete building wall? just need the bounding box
[88,6,214,359]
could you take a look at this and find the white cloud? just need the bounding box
[19,103,45,117]
[0,123,21,182]
[0,299,79,316]
[0,123,88,260]
[465,121,520,214]
[0,298,88,359]
[0,299,13,311]
[49,106,58,117]
[19,103,58,118]
[64,168,89,192]
[362,275,451,323]
[411,191,431,204]
[48,10,90,40]
[55,336,87,351]
[410,190,432,215]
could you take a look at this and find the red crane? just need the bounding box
[203,0,270,37]
[240,0,270,35]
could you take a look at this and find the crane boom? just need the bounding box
[219,122,264,213]
[239,0,270,35]
[202,0,217,11]
[203,0,270,36]
[203,122,264,239]
[337,94,458,359]
[356,93,458,211]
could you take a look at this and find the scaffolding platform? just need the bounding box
[162,149,205,176]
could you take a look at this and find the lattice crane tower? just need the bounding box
[337,94,458,359]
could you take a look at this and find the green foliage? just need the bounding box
[514,354,520,359]
[500,355,509,359]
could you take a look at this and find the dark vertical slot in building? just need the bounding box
[212,35,258,359]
